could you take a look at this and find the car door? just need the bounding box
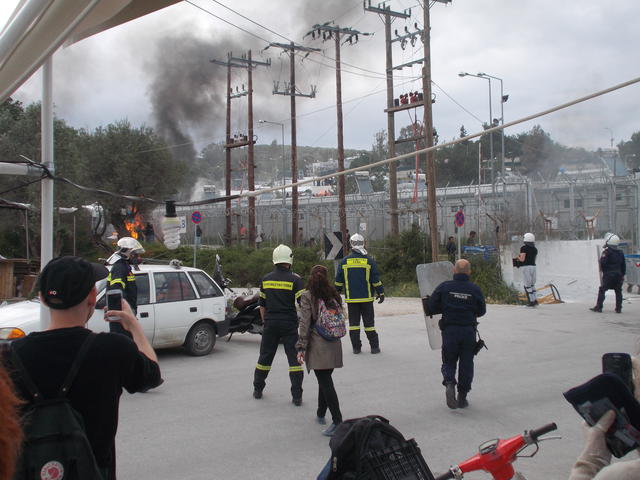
[188,270,225,323]
[152,271,201,348]
[134,272,155,342]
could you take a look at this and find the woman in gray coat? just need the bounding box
[296,265,344,436]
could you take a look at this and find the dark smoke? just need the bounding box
[147,33,246,161]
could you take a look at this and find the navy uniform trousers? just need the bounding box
[253,319,303,398]
[441,325,476,394]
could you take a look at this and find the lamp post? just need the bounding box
[478,73,507,183]
[604,127,614,148]
[459,72,494,191]
[259,119,287,241]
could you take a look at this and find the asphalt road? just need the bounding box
[115,295,640,479]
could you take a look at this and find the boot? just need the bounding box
[253,389,263,399]
[458,391,469,408]
[445,383,457,409]
[590,306,603,313]
[371,346,381,354]
[292,397,302,406]
[353,345,361,354]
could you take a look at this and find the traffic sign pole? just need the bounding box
[192,211,202,268]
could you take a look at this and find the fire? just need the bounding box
[124,206,144,240]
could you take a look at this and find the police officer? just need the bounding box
[428,259,486,409]
[253,245,305,405]
[590,233,626,313]
[106,237,145,337]
[334,233,384,354]
[518,232,538,307]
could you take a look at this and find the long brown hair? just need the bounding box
[0,362,22,480]
[306,265,342,307]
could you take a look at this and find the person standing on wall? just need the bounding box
[106,237,145,337]
[428,259,486,409]
[296,265,344,437]
[253,245,305,405]
[334,233,384,354]
[590,233,626,313]
[518,233,538,307]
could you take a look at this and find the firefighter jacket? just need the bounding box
[107,258,137,312]
[428,273,486,329]
[258,265,304,322]
[334,251,384,303]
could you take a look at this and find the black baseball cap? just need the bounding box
[39,256,109,310]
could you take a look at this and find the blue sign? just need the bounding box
[454,210,465,227]
[191,211,202,224]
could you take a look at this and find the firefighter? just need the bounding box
[253,245,305,405]
[334,233,384,354]
[590,233,626,313]
[106,236,145,337]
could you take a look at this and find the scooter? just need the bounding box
[212,255,263,341]
[434,422,558,480]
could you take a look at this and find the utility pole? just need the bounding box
[423,0,451,261]
[211,53,248,245]
[305,22,372,254]
[364,0,411,237]
[265,42,319,245]
[226,51,270,248]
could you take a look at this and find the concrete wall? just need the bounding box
[501,239,602,302]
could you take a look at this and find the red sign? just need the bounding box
[454,210,465,227]
[191,211,202,224]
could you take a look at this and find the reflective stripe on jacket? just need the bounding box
[334,252,384,303]
[258,266,304,322]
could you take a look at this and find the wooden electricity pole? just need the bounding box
[210,54,247,245]
[423,0,452,261]
[364,0,411,236]
[227,51,270,248]
[265,42,319,246]
[305,23,372,254]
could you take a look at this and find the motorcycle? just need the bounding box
[434,422,559,480]
[212,255,263,341]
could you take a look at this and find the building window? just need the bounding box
[595,195,602,202]
[576,199,583,208]
[616,193,622,201]
[563,200,570,208]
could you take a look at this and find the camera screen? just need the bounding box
[107,292,122,311]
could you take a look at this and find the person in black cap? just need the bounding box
[2,256,162,480]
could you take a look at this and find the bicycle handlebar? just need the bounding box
[434,422,558,480]
[434,471,455,480]
[529,422,558,443]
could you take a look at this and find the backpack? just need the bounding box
[321,415,434,480]
[315,298,347,341]
[9,334,105,480]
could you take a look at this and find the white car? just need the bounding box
[0,263,229,356]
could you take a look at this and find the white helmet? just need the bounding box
[605,233,620,247]
[350,233,367,255]
[272,244,293,265]
[523,233,535,243]
[116,237,145,259]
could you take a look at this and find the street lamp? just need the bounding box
[459,72,494,190]
[258,119,287,241]
[604,127,614,148]
[477,72,507,183]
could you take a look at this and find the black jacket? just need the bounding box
[428,273,486,328]
[107,258,137,312]
[259,266,304,322]
[600,247,626,277]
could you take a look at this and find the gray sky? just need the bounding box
[1,0,639,153]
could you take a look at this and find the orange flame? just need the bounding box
[124,208,144,240]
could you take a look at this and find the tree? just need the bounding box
[618,132,640,169]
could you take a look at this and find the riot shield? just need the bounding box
[416,261,454,350]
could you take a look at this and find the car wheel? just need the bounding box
[185,322,216,356]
